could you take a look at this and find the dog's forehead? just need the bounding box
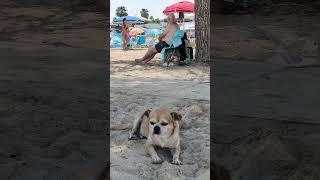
[150,109,172,121]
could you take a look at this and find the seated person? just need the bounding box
[135,13,179,64]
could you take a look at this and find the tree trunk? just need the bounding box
[98,0,107,14]
[195,0,210,62]
[213,0,224,13]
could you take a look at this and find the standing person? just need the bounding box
[121,18,130,50]
[135,13,179,63]
[183,32,193,59]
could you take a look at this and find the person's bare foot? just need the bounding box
[135,59,143,63]
[141,61,148,64]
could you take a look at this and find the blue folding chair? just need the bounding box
[129,36,139,48]
[161,30,193,66]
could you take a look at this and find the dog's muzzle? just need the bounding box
[153,126,160,134]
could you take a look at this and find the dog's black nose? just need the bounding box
[154,126,160,134]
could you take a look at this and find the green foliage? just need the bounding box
[153,18,160,24]
[140,8,149,19]
[116,6,128,17]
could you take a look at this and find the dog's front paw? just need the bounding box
[172,158,182,165]
[151,156,163,164]
[128,131,137,140]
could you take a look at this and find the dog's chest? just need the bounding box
[152,136,177,148]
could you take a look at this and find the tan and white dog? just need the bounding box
[128,108,182,165]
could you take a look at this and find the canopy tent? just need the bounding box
[163,1,194,14]
[162,1,195,30]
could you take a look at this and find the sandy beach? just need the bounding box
[0,43,108,180]
[0,3,109,179]
[213,59,320,180]
[110,49,210,179]
[212,11,320,180]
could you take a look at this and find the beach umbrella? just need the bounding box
[113,16,145,24]
[146,29,163,36]
[163,1,194,14]
[129,28,144,36]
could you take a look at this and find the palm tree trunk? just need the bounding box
[195,0,210,62]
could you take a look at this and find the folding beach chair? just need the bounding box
[163,45,192,66]
[128,36,139,48]
[144,37,154,47]
[136,35,146,48]
[161,30,192,67]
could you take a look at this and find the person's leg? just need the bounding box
[179,40,187,61]
[135,45,157,62]
[188,47,193,59]
[122,39,125,49]
[141,52,157,63]
[121,34,126,49]
[124,35,129,49]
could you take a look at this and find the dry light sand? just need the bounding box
[110,49,210,180]
[212,13,320,180]
[0,5,108,180]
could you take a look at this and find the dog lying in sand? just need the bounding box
[111,108,182,165]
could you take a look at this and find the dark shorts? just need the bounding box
[155,40,169,53]
[188,47,193,59]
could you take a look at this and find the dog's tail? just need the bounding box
[128,116,144,140]
[110,123,132,131]
[128,109,151,140]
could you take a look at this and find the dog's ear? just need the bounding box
[142,109,151,118]
[171,112,182,121]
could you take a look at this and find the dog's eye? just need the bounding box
[150,122,155,125]
[161,122,168,126]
